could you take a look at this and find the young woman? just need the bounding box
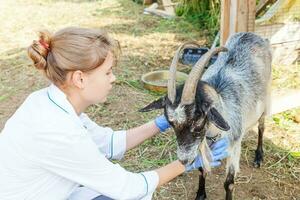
[0,27,229,200]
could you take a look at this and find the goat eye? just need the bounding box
[190,124,201,134]
[193,126,201,133]
[191,128,202,138]
[167,116,174,123]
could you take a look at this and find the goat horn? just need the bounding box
[181,46,228,105]
[168,42,200,104]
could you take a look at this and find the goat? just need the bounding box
[140,32,272,200]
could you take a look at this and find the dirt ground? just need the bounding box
[0,0,299,199]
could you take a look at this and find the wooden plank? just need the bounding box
[271,89,300,115]
[255,0,285,24]
[236,0,248,32]
[221,0,256,44]
[229,0,238,34]
[161,3,178,7]
[143,0,153,5]
[162,0,175,15]
[145,3,158,10]
[220,0,231,45]
[248,0,256,32]
[256,0,273,17]
[144,7,175,19]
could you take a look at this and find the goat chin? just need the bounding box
[199,137,213,172]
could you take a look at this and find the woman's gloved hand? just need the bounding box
[154,115,170,133]
[185,137,229,172]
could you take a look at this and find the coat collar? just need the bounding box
[47,84,85,128]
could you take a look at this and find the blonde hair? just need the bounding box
[28,27,119,84]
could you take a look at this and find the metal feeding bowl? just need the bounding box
[141,70,188,93]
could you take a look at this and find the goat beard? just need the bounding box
[199,137,213,172]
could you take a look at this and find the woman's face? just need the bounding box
[82,52,116,104]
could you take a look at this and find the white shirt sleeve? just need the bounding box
[32,128,159,200]
[80,113,126,160]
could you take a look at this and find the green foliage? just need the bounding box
[175,0,221,43]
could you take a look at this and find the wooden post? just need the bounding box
[220,0,256,45]
[248,0,256,32]
[237,0,248,32]
[144,0,153,5]
[220,0,231,46]
[162,0,175,15]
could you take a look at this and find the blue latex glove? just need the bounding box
[154,115,170,133]
[185,137,229,172]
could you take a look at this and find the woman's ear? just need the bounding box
[71,70,85,89]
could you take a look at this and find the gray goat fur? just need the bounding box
[140,32,272,199]
[202,32,272,171]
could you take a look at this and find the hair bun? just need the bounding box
[27,30,52,70]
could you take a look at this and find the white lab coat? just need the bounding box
[0,84,158,200]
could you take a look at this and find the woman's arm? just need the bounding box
[155,160,185,187]
[126,121,160,151]
[126,115,170,151]
[155,137,230,187]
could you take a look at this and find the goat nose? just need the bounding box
[180,159,188,165]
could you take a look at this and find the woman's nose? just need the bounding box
[111,73,116,83]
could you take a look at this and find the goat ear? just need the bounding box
[139,97,165,112]
[207,107,230,131]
